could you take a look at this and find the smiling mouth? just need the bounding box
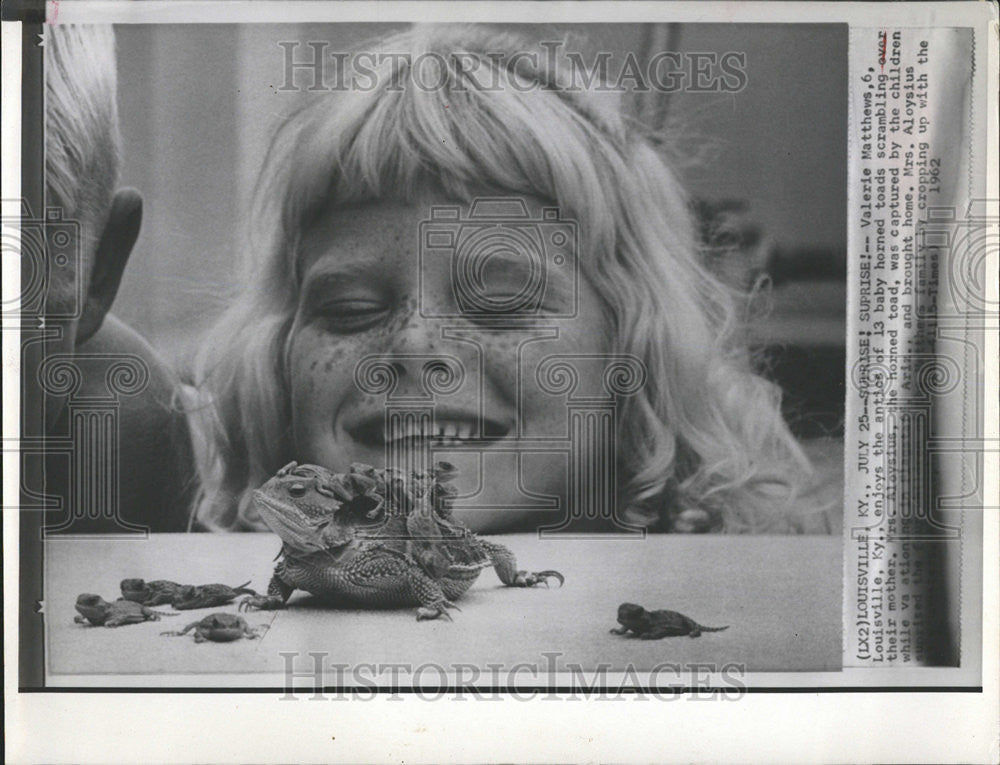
[347,414,510,447]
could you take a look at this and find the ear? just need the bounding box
[75,187,143,344]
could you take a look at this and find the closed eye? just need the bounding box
[299,270,392,334]
[313,300,389,332]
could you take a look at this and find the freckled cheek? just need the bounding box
[416,281,451,317]
[510,314,610,433]
[474,333,523,399]
[287,328,362,435]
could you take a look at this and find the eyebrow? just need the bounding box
[302,258,382,283]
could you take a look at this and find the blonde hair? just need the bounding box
[192,25,819,532]
[45,24,121,276]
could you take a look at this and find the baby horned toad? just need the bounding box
[611,602,729,639]
[169,582,257,610]
[74,594,175,627]
[120,578,183,606]
[161,613,268,643]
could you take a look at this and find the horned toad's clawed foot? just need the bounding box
[416,600,460,621]
[238,595,285,612]
[512,570,564,588]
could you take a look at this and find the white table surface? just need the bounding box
[44,532,841,681]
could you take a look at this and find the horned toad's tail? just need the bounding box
[231,580,258,596]
[698,624,729,633]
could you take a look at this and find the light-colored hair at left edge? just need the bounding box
[45,24,121,301]
[191,24,825,534]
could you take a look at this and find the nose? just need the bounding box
[353,305,475,404]
[384,307,442,355]
[373,311,455,396]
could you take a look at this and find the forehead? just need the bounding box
[299,192,557,274]
[301,201,417,270]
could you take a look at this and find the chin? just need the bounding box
[307,440,566,533]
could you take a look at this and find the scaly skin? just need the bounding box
[74,594,177,627]
[170,581,258,610]
[610,602,729,639]
[120,579,184,606]
[240,462,563,620]
[120,578,258,609]
[161,613,268,642]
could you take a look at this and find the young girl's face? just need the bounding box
[287,191,611,532]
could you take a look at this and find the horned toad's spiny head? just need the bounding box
[253,462,388,550]
[120,578,147,595]
[75,593,112,623]
[205,613,244,628]
[254,461,463,550]
[255,462,386,519]
[616,602,650,628]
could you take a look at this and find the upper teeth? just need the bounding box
[382,420,475,442]
[436,422,473,440]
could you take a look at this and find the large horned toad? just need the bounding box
[240,462,563,620]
